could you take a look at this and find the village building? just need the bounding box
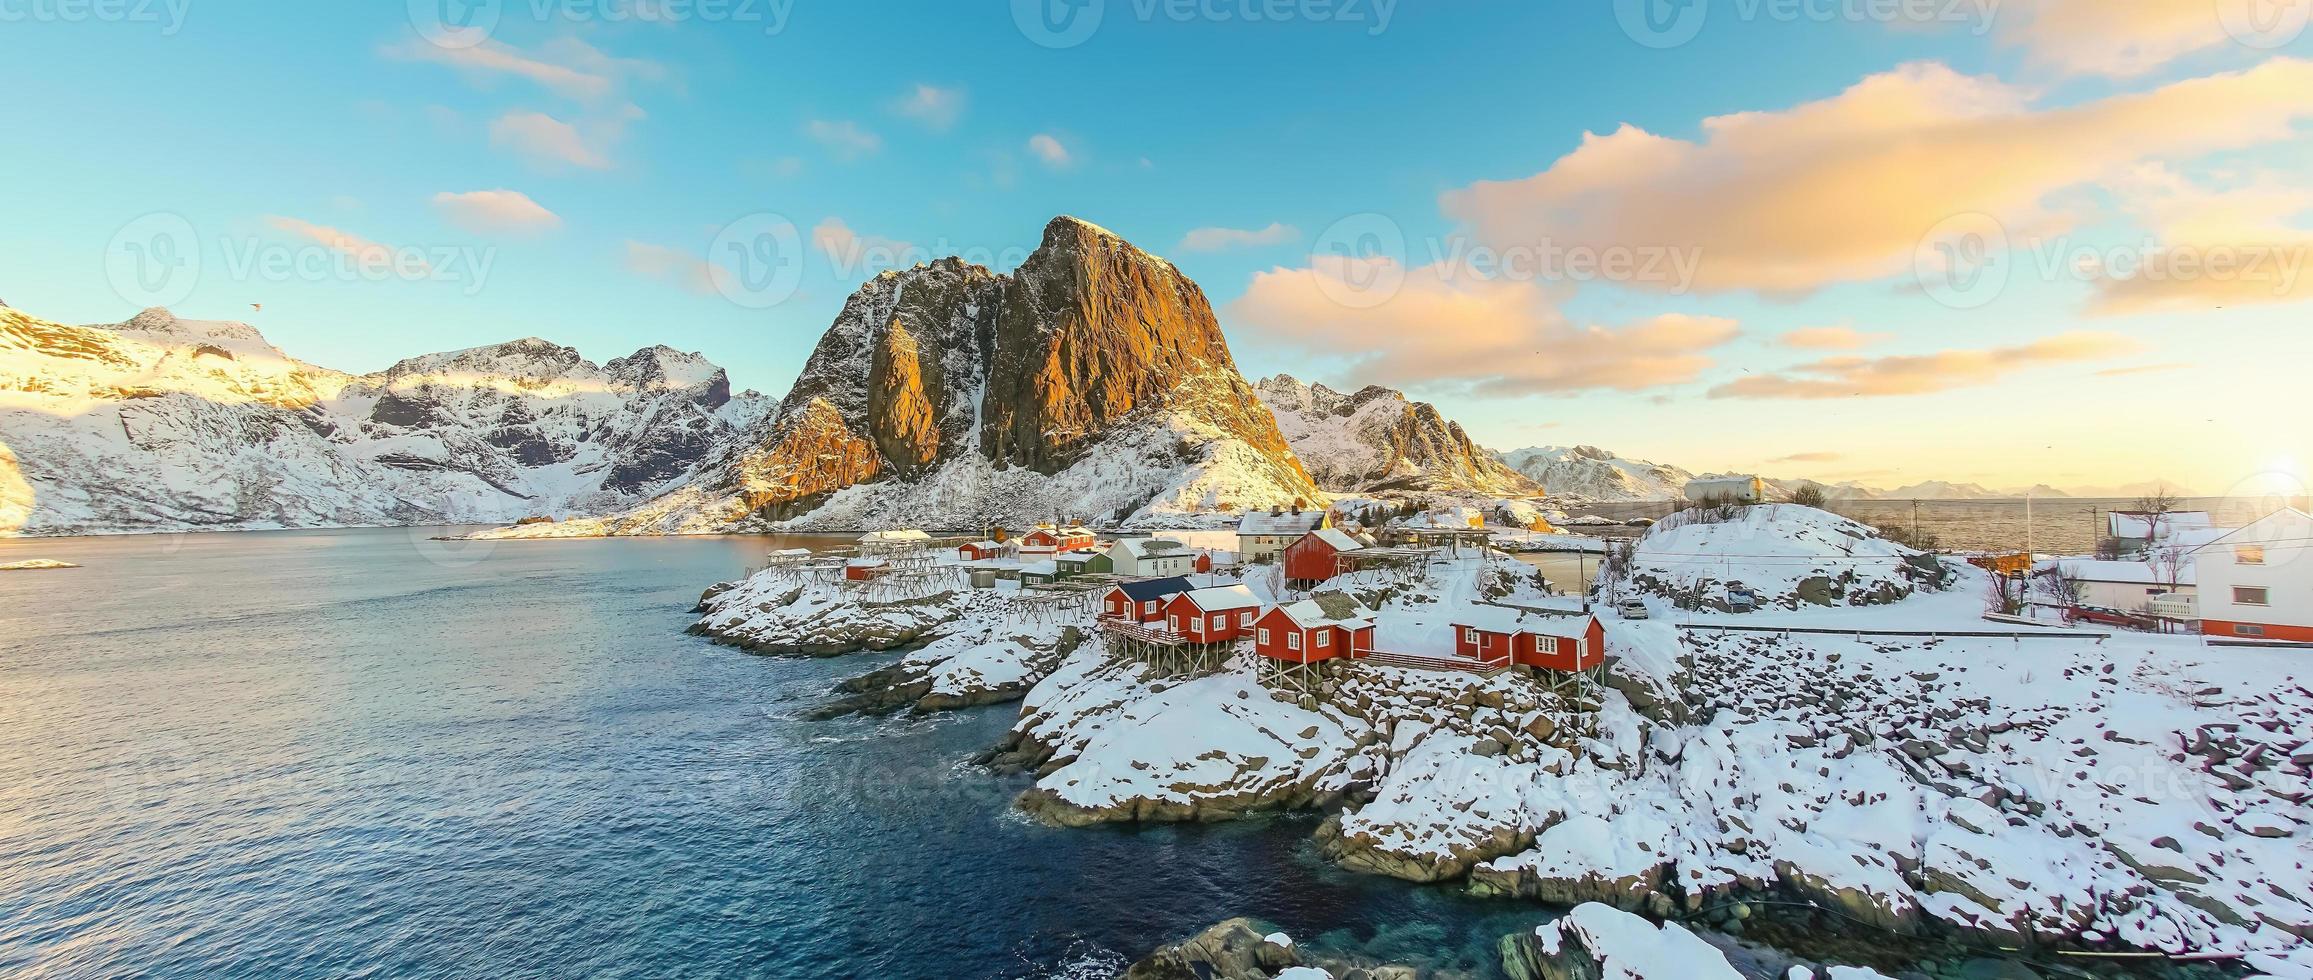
[957,539,1012,562]
[2046,559,2198,614]
[1019,524,1099,557]
[1053,548,1113,578]
[1162,585,1263,643]
[2107,510,2216,557]
[1018,559,1064,586]
[1282,527,1370,587]
[1253,592,1377,664]
[1237,508,1329,562]
[1451,607,1606,673]
[842,557,890,582]
[1101,577,1196,623]
[1107,537,1198,578]
[2191,508,2313,641]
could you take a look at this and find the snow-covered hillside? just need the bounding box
[0,305,773,535]
[1255,375,1536,498]
[1611,504,1950,609]
[1498,445,1696,502]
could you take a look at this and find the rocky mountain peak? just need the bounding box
[1255,376,1536,498]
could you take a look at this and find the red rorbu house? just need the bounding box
[1254,592,1378,664]
[1282,528,1370,587]
[957,539,1012,561]
[1163,585,1263,643]
[1454,607,1606,673]
[1101,576,1197,624]
[1021,524,1099,556]
[842,557,891,582]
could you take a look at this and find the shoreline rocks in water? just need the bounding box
[1126,919,1421,980]
[0,559,80,571]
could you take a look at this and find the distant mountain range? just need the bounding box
[1255,375,1535,498]
[1493,445,2191,503]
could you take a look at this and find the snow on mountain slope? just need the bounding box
[1256,375,1536,498]
[0,305,773,535]
[1498,445,1695,502]
[1613,504,1950,609]
[549,216,1323,534]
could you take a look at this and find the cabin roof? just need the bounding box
[1275,591,1376,629]
[1238,511,1325,535]
[1113,576,1195,602]
[1177,584,1261,612]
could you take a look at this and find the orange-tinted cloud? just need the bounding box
[1441,59,2313,296]
[1709,332,2141,399]
[1227,256,1740,396]
[1999,0,2302,77]
[266,216,428,272]
[1780,326,1892,350]
[432,190,561,236]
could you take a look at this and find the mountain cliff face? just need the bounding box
[596,217,1321,532]
[0,305,773,534]
[1255,375,1536,497]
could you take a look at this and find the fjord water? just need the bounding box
[0,529,1535,979]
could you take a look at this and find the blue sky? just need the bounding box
[3,1,2309,494]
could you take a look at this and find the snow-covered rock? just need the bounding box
[1611,505,1949,610]
[0,305,773,535]
[1256,374,1536,498]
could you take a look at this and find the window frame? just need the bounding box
[2234,586,2271,607]
[2235,545,2266,565]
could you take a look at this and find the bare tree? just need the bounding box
[2035,563,2085,617]
[2133,484,2185,544]
[1985,571,2024,616]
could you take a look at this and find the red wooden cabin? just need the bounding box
[1021,525,1098,555]
[1254,593,1377,663]
[1454,608,1606,672]
[1163,585,1262,643]
[1101,576,1196,623]
[843,558,889,582]
[957,540,1009,561]
[1283,528,1368,586]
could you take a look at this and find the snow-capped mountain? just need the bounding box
[565,216,1322,533]
[1255,375,1536,497]
[1498,445,1697,502]
[0,305,773,535]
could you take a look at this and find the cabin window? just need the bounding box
[1462,628,1478,644]
[1143,600,1158,615]
[2236,624,2267,636]
[1286,633,1301,651]
[1209,614,1223,630]
[2235,545,2266,565]
[1257,628,1270,644]
[2234,587,2270,607]
[1239,611,1254,626]
[1316,631,1330,648]
[1169,615,1182,632]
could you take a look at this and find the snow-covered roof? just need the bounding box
[1455,605,1597,638]
[963,540,1007,550]
[1304,528,1367,554]
[2049,559,2195,586]
[771,548,813,557]
[845,557,889,569]
[1275,592,1376,630]
[1238,511,1325,535]
[1178,585,1261,612]
[2185,507,2312,554]
[1114,537,1190,558]
[1019,560,1060,576]
[861,529,931,543]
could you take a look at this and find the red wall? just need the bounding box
[1282,534,1341,584]
[1164,594,1250,642]
[2202,620,2313,643]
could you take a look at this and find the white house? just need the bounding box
[1236,509,1328,562]
[2191,508,2313,641]
[2047,558,2197,613]
[858,529,933,555]
[1107,537,1199,578]
[2107,510,2215,556]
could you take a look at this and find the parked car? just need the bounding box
[1616,599,1651,620]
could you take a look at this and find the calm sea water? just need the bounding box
[1570,497,2279,555]
[0,528,1540,980]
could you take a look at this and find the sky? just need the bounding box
[2,0,2310,497]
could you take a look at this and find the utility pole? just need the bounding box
[2026,493,2034,557]
[1912,499,1921,547]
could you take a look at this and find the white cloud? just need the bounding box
[432,190,561,236]
[489,109,634,170]
[1227,255,1741,396]
[806,120,882,160]
[266,216,428,272]
[1998,0,2298,77]
[810,218,916,273]
[384,36,664,104]
[1178,223,1301,252]
[1028,133,1073,169]
[891,84,965,130]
